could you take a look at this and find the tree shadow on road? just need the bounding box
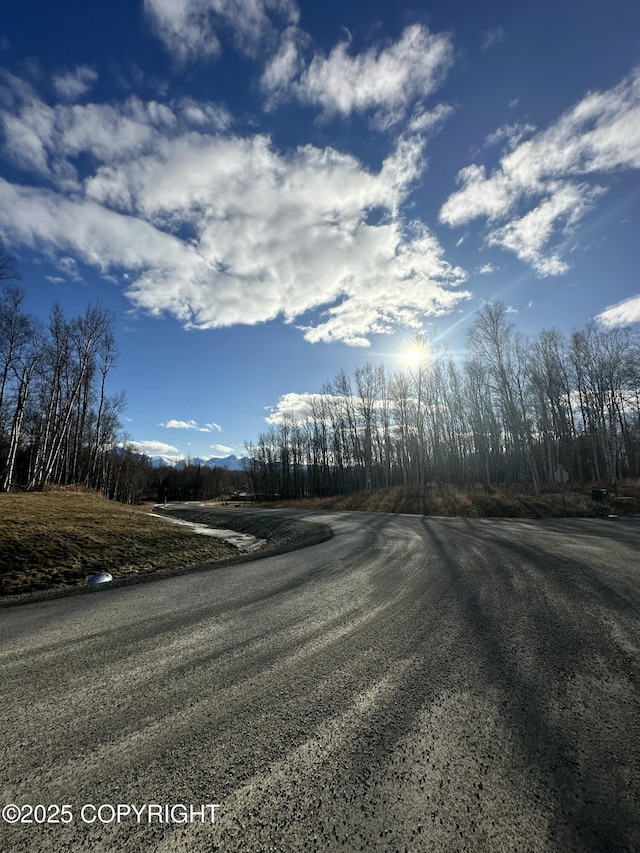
[416,517,640,853]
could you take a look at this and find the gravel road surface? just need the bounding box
[1,508,639,852]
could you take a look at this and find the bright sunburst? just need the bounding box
[400,336,430,368]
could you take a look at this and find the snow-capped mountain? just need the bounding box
[151,454,248,471]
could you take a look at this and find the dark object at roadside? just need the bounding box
[591,488,608,503]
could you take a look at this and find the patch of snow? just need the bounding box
[150,513,265,552]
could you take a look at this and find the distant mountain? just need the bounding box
[151,454,248,471]
[150,455,180,468]
[203,454,247,471]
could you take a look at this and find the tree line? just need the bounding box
[0,278,136,497]
[245,302,640,500]
[153,462,247,503]
[0,252,248,503]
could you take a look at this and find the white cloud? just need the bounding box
[261,26,309,106]
[178,97,232,130]
[161,419,223,431]
[210,443,234,454]
[0,82,470,346]
[161,419,199,429]
[262,24,454,125]
[144,0,299,63]
[144,0,221,62]
[298,220,469,346]
[597,295,640,327]
[0,89,231,185]
[264,388,401,425]
[56,256,82,280]
[486,182,605,275]
[440,67,640,275]
[52,66,98,100]
[476,263,495,274]
[264,391,320,424]
[127,439,178,454]
[484,122,536,150]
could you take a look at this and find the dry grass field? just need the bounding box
[264,481,640,518]
[0,489,237,597]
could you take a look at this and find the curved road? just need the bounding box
[1,509,639,852]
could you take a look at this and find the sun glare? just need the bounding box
[401,337,429,368]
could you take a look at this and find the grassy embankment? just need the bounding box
[0,489,238,597]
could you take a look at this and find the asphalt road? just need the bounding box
[1,508,639,853]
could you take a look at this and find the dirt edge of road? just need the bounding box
[0,508,333,609]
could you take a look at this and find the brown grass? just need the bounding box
[0,489,237,596]
[263,481,640,518]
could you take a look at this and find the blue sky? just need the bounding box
[1,0,639,462]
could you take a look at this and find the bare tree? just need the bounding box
[354,362,379,490]
[245,311,640,501]
[0,244,19,284]
[0,285,31,426]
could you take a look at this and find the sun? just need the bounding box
[400,335,430,368]
[403,345,424,368]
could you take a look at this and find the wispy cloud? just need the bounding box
[484,122,535,150]
[161,419,222,431]
[52,65,98,100]
[482,27,504,51]
[144,0,299,64]
[261,26,308,106]
[262,24,454,126]
[440,67,640,275]
[486,183,605,276]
